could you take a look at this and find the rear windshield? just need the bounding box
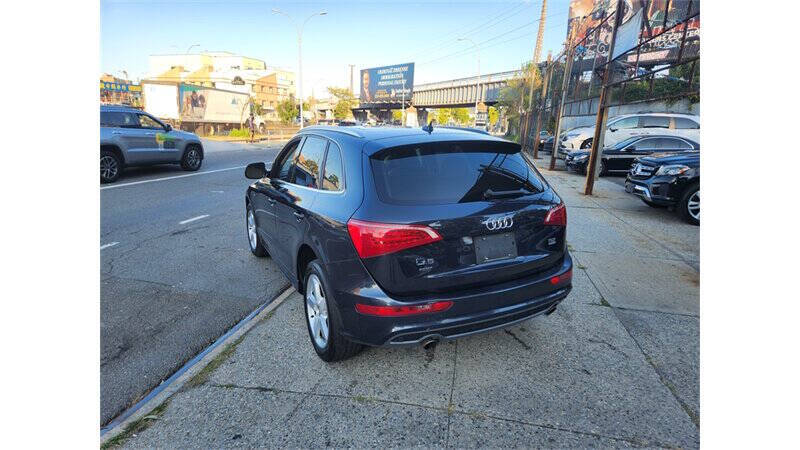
[370,141,546,205]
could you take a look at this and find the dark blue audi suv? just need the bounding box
[244,125,572,361]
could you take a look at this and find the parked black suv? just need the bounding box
[244,126,573,361]
[625,151,700,225]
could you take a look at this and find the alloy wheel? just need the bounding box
[687,191,700,221]
[100,155,118,180]
[186,149,201,169]
[305,274,329,349]
[247,209,257,250]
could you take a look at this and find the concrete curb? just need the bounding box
[100,286,295,445]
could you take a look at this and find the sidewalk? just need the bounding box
[107,161,699,448]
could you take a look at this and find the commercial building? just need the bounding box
[145,51,296,120]
[100,73,142,108]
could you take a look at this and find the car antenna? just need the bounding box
[422,120,434,134]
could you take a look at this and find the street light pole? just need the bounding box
[401,78,406,126]
[272,8,327,129]
[458,37,481,126]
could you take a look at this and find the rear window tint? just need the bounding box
[369,141,545,205]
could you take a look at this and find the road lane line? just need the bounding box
[100,165,247,190]
[100,242,119,250]
[179,214,209,225]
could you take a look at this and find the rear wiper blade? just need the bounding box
[483,188,531,199]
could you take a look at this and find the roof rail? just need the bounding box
[301,125,363,138]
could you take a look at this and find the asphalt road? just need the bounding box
[100,139,289,425]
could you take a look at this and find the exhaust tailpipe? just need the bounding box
[545,304,558,315]
[421,337,439,351]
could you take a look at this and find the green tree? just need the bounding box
[452,107,470,124]
[497,61,541,139]
[328,86,357,120]
[277,98,298,124]
[488,106,499,126]
[436,108,452,125]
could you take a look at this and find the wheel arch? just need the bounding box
[296,244,319,295]
[100,144,125,165]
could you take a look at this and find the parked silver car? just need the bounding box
[100,105,204,183]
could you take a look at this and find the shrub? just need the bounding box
[229,128,250,138]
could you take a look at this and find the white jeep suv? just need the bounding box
[560,112,699,156]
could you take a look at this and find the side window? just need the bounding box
[321,142,344,191]
[609,117,638,130]
[137,114,162,129]
[101,111,137,127]
[292,136,327,188]
[641,116,670,129]
[276,139,302,182]
[634,138,658,150]
[650,138,683,150]
[674,117,700,129]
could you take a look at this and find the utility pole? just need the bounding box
[523,0,548,152]
[532,52,552,159]
[533,0,547,66]
[349,64,355,95]
[584,0,624,195]
[458,37,481,127]
[549,19,581,170]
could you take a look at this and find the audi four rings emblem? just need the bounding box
[484,216,514,231]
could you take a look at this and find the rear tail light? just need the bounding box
[347,219,442,259]
[543,203,567,226]
[355,301,453,317]
[550,269,573,285]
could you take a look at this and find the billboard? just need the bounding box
[360,63,414,104]
[179,84,249,122]
[567,0,699,67]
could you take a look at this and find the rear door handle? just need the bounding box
[111,131,122,135]
[293,211,304,221]
[145,132,156,136]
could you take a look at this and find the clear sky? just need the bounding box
[101,0,573,98]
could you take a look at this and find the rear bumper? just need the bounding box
[330,252,573,346]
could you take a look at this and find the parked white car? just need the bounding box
[559,113,700,157]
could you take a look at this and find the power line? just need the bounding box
[417,10,569,67]
[401,1,534,61]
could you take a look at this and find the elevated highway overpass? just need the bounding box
[353,70,521,123]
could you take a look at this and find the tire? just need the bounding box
[181,145,202,171]
[599,159,607,177]
[679,184,700,225]
[100,150,122,183]
[303,259,363,362]
[246,205,268,257]
[580,138,593,149]
[642,199,667,208]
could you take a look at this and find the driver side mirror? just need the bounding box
[164,124,172,132]
[608,127,617,132]
[626,145,636,151]
[245,162,267,179]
